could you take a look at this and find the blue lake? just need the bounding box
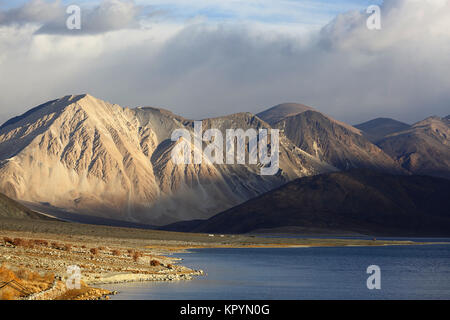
[102,243,450,300]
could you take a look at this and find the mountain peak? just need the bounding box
[0,94,90,131]
[355,117,411,143]
[356,117,409,126]
[257,103,314,125]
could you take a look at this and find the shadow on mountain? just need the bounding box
[161,169,450,236]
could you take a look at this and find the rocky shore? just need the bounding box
[0,229,204,300]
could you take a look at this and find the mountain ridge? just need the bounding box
[0,94,334,225]
[377,115,450,179]
[1,94,448,226]
[268,109,403,172]
[355,117,411,143]
[163,170,450,236]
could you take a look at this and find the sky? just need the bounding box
[0,0,449,125]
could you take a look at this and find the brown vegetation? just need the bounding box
[33,239,49,247]
[132,251,142,262]
[51,242,65,250]
[150,260,161,267]
[2,237,13,245]
[0,264,54,300]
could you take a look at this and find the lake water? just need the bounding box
[102,243,450,300]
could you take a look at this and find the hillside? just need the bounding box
[355,118,411,143]
[377,116,450,179]
[0,192,49,220]
[269,110,403,172]
[172,170,450,236]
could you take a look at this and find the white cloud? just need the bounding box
[0,0,144,34]
[0,0,449,125]
[0,0,61,25]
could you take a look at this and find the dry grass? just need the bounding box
[0,265,54,300]
[132,251,142,262]
[55,286,110,300]
[33,239,49,247]
[5,238,35,248]
[89,248,99,255]
[51,242,64,250]
[2,237,13,245]
[111,249,121,256]
[150,260,161,267]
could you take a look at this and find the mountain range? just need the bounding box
[259,104,403,172]
[0,94,448,230]
[163,170,450,236]
[0,95,332,225]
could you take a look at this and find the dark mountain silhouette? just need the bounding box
[355,118,411,143]
[0,192,51,220]
[162,170,450,236]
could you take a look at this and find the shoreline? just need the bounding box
[89,240,450,298]
[1,217,449,300]
[99,241,450,300]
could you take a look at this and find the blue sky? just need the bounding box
[1,0,384,27]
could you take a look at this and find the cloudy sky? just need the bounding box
[0,0,449,125]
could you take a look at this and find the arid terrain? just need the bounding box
[0,219,205,300]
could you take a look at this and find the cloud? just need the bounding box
[0,0,61,25]
[0,0,449,125]
[0,0,143,34]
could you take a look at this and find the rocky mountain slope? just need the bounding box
[377,116,450,179]
[355,118,411,143]
[170,170,450,236]
[0,95,334,225]
[258,104,403,172]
